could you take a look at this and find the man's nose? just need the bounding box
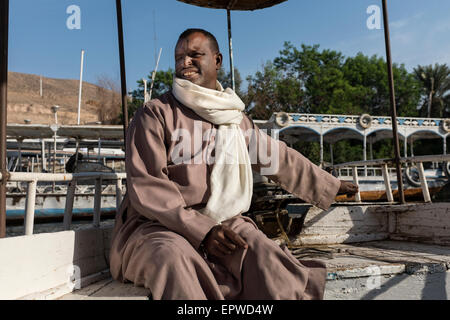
[183,55,193,67]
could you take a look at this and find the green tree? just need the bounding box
[413,64,450,118]
[245,42,423,162]
[127,68,174,119]
[272,43,421,117]
[246,62,304,119]
[217,67,244,98]
[274,43,357,115]
[342,53,421,117]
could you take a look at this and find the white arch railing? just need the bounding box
[0,172,126,236]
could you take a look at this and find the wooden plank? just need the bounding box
[417,162,431,202]
[352,167,361,202]
[381,164,394,202]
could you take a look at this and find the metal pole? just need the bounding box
[227,9,236,91]
[116,0,129,145]
[381,0,405,204]
[0,0,9,238]
[77,49,85,125]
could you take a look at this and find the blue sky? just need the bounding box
[8,0,450,92]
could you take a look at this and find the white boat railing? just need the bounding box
[332,154,450,203]
[0,172,126,236]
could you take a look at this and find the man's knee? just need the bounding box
[149,239,201,268]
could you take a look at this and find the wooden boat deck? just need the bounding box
[59,240,450,300]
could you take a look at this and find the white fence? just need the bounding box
[0,172,126,236]
[332,154,450,203]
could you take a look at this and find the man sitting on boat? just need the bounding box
[109,28,358,300]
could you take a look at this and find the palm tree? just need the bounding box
[413,64,450,118]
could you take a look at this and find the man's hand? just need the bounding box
[202,225,248,258]
[338,180,359,196]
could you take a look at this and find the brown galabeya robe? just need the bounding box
[109,91,341,300]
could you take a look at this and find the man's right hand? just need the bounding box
[202,225,248,258]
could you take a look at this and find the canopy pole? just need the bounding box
[0,0,9,238]
[382,0,405,204]
[227,9,235,91]
[116,0,129,147]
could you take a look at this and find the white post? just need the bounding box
[143,78,148,103]
[352,166,361,202]
[404,137,407,157]
[24,180,37,236]
[149,48,162,100]
[320,134,324,168]
[77,49,85,125]
[363,134,367,176]
[93,178,102,227]
[381,164,394,203]
[418,162,431,203]
[41,140,46,172]
[63,181,77,230]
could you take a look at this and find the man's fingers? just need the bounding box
[223,228,248,248]
[213,240,232,255]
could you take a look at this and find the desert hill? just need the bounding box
[7,72,121,125]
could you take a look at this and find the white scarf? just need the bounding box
[172,77,253,224]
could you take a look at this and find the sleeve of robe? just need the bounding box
[243,115,341,210]
[125,105,218,250]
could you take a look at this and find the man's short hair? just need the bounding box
[177,28,220,53]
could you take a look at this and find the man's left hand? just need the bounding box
[338,180,359,196]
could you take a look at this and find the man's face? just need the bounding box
[175,32,222,90]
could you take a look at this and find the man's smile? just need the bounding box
[181,70,200,80]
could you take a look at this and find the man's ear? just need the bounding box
[215,53,223,70]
